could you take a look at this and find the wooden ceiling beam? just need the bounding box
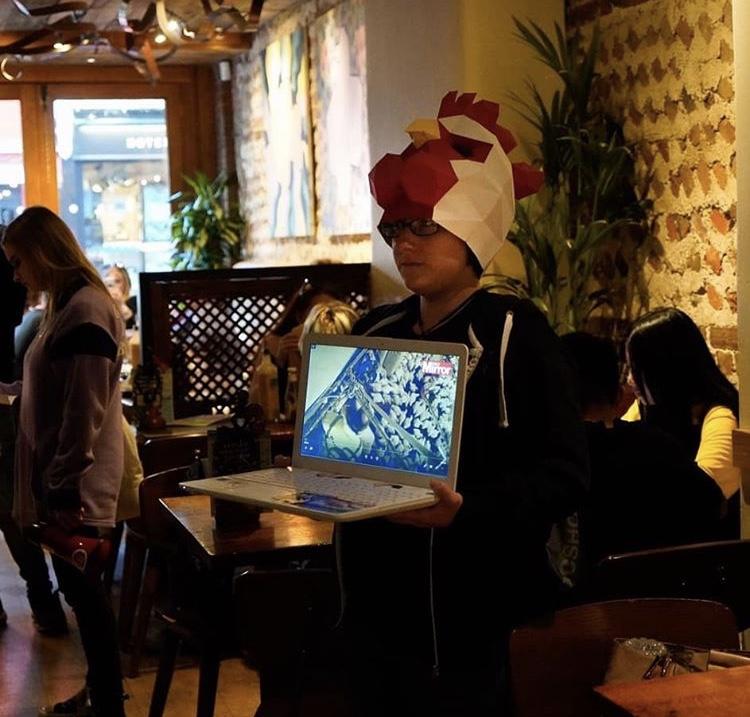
[0,29,252,60]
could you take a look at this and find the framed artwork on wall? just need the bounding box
[309,0,370,242]
[239,24,315,244]
[235,0,372,264]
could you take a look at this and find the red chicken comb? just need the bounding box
[438,91,517,154]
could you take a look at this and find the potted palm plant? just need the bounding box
[170,172,246,270]
[489,19,652,335]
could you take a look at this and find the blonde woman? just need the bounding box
[1,206,126,717]
[297,300,360,351]
[103,264,137,330]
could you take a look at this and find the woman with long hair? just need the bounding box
[1,206,126,717]
[625,308,740,534]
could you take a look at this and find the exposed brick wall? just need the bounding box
[568,0,738,380]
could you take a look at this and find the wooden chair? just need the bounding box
[122,465,192,678]
[510,598,739,717]
[118,435,206,654]
[232,567,345,717]
[148,558,341,717]
[138,434,208,477]
[591,540,750,631]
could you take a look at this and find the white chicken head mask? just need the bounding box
[369,91,544,270]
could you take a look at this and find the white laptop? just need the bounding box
[182,333,468,522]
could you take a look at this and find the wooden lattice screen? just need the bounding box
[139,264,370,418]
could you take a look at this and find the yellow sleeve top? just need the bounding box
[621,400,641,422]
[620,400,738,498]
[696,406,739,499]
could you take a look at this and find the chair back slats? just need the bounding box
[510,598,739,717]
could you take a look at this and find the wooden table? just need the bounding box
[160,494,333,570]
[153,495,334,717]
[595,665,750,716]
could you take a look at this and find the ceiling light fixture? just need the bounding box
[0,57,22,81]
[1,0,265,83]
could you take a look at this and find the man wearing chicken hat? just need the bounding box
[338,92,589,715]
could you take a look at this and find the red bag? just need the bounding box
[26,523,112,579]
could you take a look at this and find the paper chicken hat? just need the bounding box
[369,91,544,269]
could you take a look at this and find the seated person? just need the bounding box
[297,300,360,352]
[562,332,726,569]
[623,308,740,538]
[265,283,343,368]
[103,264,137,330]
[262,283,348,405]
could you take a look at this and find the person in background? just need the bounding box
[103,264,137,330]
[15,289,46,379]
[339,92,589,716]
[0,239,23,381]
[263,282,344,405]
[1,207,126,717]
[265,283,343,367]
[561,332,726,571]
[0,250,66,635]
[624,308,740,538]
[297,300,360,351]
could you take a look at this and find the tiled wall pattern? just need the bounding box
[567,0,738,378]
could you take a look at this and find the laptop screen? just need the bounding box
[299,342,462,479]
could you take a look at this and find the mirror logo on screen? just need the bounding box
[421,359,453,377]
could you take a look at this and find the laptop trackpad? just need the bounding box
[276,491,370,514]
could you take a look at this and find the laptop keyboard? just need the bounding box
[232,468,433,508]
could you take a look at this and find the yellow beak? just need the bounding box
[406,118,442,148]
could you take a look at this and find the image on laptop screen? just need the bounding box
[299,343,461,478]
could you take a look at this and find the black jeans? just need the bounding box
[343,614,510,717]
[0,511,54,602]
[0,404,55,605]
[52,553,125,717]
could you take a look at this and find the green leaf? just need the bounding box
[170,171,246,270]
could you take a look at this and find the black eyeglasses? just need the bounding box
[377,218,441,244]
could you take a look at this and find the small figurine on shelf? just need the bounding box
[207,391,268,531]
[143,404,166,431]
[131,360,165,430]
[208,391,271,477]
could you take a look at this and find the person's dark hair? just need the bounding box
[626,308,739,422]
[560,332,620,410]
[467,249,483,279]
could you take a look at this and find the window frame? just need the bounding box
[1,65,217,211]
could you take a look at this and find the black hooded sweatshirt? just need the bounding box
[339,289,589,674]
